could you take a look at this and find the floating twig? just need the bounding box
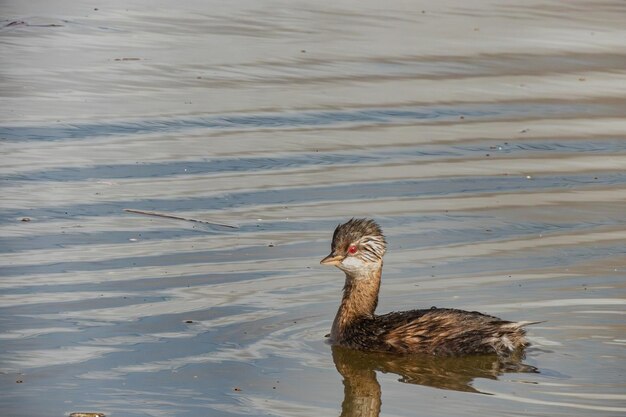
[124,209,238,229]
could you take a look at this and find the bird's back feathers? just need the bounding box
[336,308,533,356]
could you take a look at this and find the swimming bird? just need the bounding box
[320,218,534,356]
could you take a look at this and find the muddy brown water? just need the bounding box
[1,1,625,416]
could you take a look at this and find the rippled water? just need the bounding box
[1,0,626,416]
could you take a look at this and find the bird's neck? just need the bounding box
[331,262,382,341]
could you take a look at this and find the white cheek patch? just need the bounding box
[341,256,366,270]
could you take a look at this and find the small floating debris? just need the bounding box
[5,20,26,27]
[20,217,31,222]
[70,413,106,417]
[525,175,533,180]
[233,387,242,392]
[184,320,194,324]
[4,20,64,28]
[124,209,237,229]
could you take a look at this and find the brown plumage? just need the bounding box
[321,218,535,356]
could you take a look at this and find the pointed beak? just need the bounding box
[320,253,343,266]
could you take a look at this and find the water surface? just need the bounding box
[1,0,626,416]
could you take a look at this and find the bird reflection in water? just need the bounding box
[332,345,537,417]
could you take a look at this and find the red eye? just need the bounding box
[348,245,358,255]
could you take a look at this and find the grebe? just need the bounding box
[321,218,534,356]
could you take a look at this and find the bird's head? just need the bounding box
[320,218,387,275]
